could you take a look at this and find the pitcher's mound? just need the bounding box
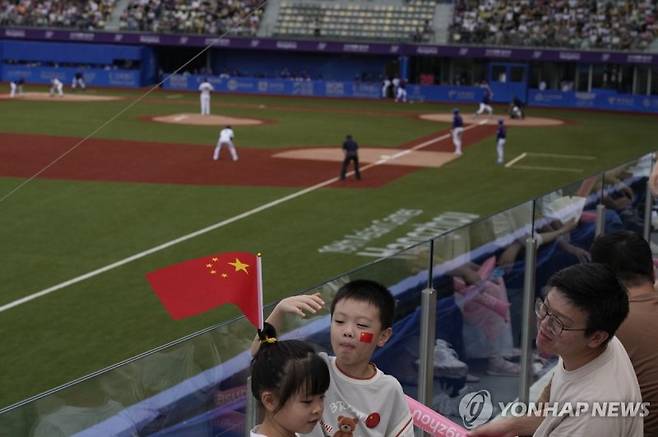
[152,113,265,126]
[0,92,122,101]
[419,113,564,126]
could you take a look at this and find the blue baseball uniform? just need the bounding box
[476,83,493,116]
[452,112,464,155]
[496,122,506,164]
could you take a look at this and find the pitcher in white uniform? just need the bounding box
[198,78,214,115]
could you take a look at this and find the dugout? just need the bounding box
[0,40,156,87]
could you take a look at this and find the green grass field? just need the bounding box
[1,87,657,408]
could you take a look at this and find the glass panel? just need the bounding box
[428,201,534,427]
[601,155,652,235]
[530,179,599,401]
[0,242,431,435]
[0,316,257,436]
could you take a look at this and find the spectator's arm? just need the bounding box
[249,293,325,356]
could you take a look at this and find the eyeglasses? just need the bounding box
[535,298,587,337]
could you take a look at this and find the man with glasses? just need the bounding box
[470,263,642,436]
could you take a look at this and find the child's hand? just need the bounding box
[275,293,325,318]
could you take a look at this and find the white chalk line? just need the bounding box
[512,165,584,173]
[505,152,527,168]
[0,121,487,313]
[527,152,596,160]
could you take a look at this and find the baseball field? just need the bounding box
[1,86,657,408]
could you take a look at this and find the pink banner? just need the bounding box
[406,395,468,436]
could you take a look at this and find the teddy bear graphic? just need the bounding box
[333,415,358,437]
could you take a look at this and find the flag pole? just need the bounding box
[256,253,264,331]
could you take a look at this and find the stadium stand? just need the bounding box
[450,0,658,51]
[119,0,263,35]
[0,0,117,29]
[273,0,437,42]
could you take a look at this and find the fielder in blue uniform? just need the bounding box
[496,119,506,164]
[452,108,464,156]
[475,81,493,116]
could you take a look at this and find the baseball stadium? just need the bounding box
[1,0,658,435]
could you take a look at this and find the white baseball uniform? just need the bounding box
[50,78,64,96]
[213,127,238,161]
[9,81,17,97]
[392,77,400,97]
[395,86,407,103]
[382,79,391,98]
[199,81,214,115]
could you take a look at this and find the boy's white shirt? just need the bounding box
[302,352,414,437]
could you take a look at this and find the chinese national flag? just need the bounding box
[146,252,263,329]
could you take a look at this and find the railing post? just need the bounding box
[595,204,606,237]
[417,286,436,437]
[519,237,537,404]
[645,172,654,241]
[246,376,257,436]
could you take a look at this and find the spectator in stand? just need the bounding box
[118,0,263,35]
[450,0,658,51]
[590,231,658,436]
[0,0,117,30]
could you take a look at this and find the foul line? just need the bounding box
[512,165,583,173]
[505,152,527,168]
[0,121,487,313]
[527,152,596,160]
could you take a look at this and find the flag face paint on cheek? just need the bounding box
[359,332,374,343]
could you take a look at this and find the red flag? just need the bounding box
[146,252,263,329]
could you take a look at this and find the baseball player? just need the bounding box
[9,78,24,97]
[452,108,464,156]
[49,78,64,97]
[395,83,407,103]
[510,96,525,119]
[213,125,238,161]
[340,134,361,180]
[392,77,400,98]
[198,78,214,115]
[72,72,86,90]
[382,78,391,98]
[474,81,493,117]
[496,119,506,164]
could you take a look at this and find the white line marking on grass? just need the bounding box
[512,165,583,173]
[0,122,487,313]
[505,152,527,168]
[173,115,188,122]
[527,152,596,160]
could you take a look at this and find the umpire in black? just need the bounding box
[340,134,361,180]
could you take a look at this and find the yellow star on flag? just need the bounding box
[228,258,250,274]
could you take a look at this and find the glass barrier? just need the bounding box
[428,200,534,425]
[0,242,431,436]
[600,153,653,236]
[0,314,258,436]
[528,178,602,403]
[1,152,656,436]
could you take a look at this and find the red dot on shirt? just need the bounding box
[366,412,380,428]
